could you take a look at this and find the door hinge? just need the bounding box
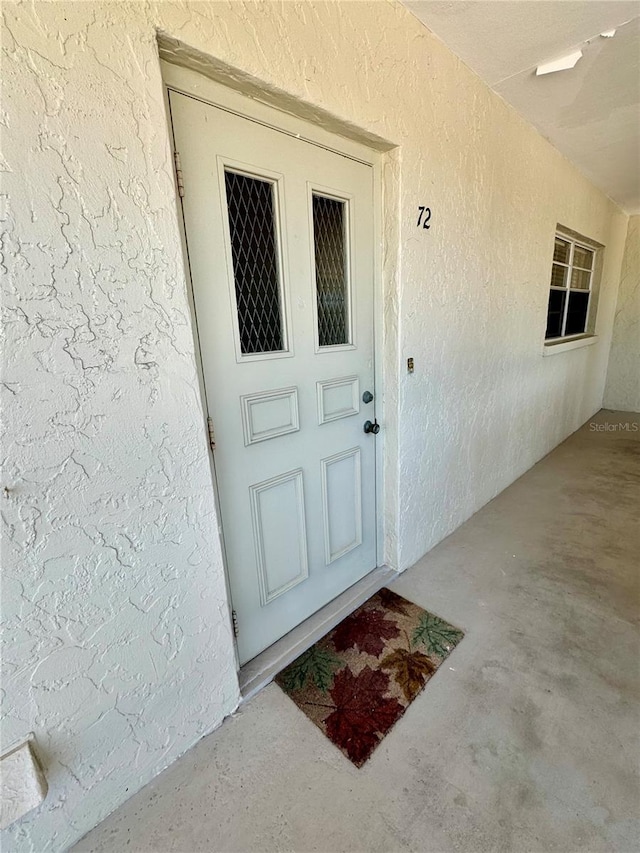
[231,609,239,638]
[207,415,216,451]
[173,151,185,198]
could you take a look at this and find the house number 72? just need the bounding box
[416,206,432,229]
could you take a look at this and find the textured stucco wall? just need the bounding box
[604,216,640,411]
[1,1,629,850]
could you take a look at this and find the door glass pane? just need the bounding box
[565,291,589,335]
[553,237,570,264]
[225,170,284,354]
[573,245,594,270]
[546,289,566,339]
[550,263,567,288]
[570,268,591,290]
[313,194,349,347]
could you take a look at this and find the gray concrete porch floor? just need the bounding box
[74,410,640,853]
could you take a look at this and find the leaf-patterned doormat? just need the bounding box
[275,587,464,767]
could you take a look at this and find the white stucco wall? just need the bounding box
[2,1,629,850]
[604,216,640,412]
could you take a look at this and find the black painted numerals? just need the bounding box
[417,206,431,229]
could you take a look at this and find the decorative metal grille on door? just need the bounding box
[312,194,349,347]
[225,170,284,354]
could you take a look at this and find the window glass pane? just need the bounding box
[313,194,349,347]
[225,170,284,354]
[570,268,591,290]
[553,237,570,264]
[565,291,589,335]
[573,245,594,270]
[550,263,567,288]
[546,289,566,339]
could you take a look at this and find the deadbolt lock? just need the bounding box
[362,390,374,404]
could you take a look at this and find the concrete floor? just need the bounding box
[74,410,640,853]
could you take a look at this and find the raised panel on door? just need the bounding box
[316,376,360,424]
[170,89,378,664]
[240,387,300,446]
[321,447,363,564]
[249,468,309,604]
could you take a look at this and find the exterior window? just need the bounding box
[545,233,595,340]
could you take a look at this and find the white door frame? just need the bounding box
[161,59,390,666]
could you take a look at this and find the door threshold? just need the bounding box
[238,565,398,702]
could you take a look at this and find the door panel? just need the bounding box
[240,386,299,445]
[316,375,360,424]
[250,468,309,604]
[170,91,377,663]
[321,447,363,564]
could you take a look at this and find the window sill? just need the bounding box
[543,334,598,356]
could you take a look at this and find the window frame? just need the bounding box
[545,231,596,342]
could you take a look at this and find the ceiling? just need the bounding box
[401,1,640,213]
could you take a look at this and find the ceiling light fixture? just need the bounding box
[536,50,583,76]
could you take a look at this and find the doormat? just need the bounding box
[275,587,464,767]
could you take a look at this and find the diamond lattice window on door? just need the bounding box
[225,170,285,354]
[312,193,350,347]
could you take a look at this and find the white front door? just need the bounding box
[169,91,378,664]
